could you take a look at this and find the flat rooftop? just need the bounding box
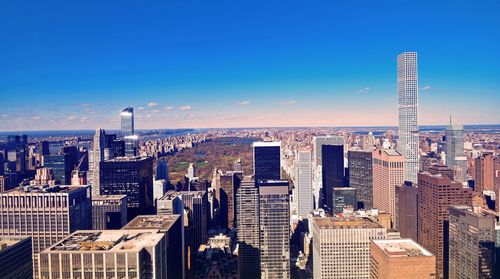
[93,195,127,201]
[372,239,433,257]
[253,141,281,147]
[179,190,206,197]
[47,230,163,253]
[314,216,383,229]
[382,149,402,156]
[106,156,149,162]
[0,236,30,252]
[158,190,181,201]
[123,215,180,232]
[3,185,88,195]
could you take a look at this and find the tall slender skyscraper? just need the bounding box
[322,144,344,212]
[445,122,467,182]
[296,150,313,217]
[397,52,419,184]
[121,106,138,157]
[91,128,106,197]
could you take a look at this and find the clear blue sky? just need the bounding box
[1,1,499,131]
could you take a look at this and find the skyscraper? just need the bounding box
[312,216,387,278]
[121,106,138,157]
[372,149,404,226]
[99,156,154,220]
[91,195,128,230]
[322,144,344,212]
[156,158,169,180]
[180,190,208,255]
[253,141,281,181]
[397,52,419,184]
[91,128,106,197]
[448,206,497,279]
[258,180,290,278]
[217,171,242,229]
[445,122,467,182]
[296,150,313,217]
[395,182,418,241]
[236,176,260,279]
[475,152,495,192]
[6,135,28,173]
[42,153,72,184]
[312,135,344,168]
[418,171,473,279]
[332,187,356,213]
[347,150,373,209]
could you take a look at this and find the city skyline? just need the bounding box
[1,1,499,131]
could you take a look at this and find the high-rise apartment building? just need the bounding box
[370,238,436,279]
[99,156,154,220]
[348,150,373,209]
[372,149,404,226]
[258,180,290,279]
[91,194,128,230]
[121,106,138,157]
[236,176,260,279]
[296,150,313,217]
[417,171,473,279]
[253,142,281,181]
[322,144,344,212]
[445,123,467,182]
[397,52,419,184]
[0,184,92,254]
[395,182,418,241]
[312,216,387,278]
[475,152,495,192]
[448,206,497,279]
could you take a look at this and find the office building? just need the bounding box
[395,182,418,241]
[90,128,106,197]
[6,135,28,173]
[397,52,419,184]
[0,236,33,279]
[0,185,92,253]
[157,190,184,215]
[38,229,170,279]
[253,141,281,181]
[153,179,168,205]
[332,187,356,214]
[448,206,497,279]
[312,216,387,278]
[156,158,169,180]
[180,191,208,253]
[216,171,242,229]
[296,150,313,217]
[313,135,344,168]
[370,239,436,279]
[42,154,72,184]
[322,143,344,212]
[92,195,128,230]
[100,156,154,220]
[445,123,467,182]
[121,106,138,157]
[37,140,50,156]
[236,176,260,279]
[348,150,373,209]
[418,171,473,279]
[123,215,184,279]
[258,180,290,278]
[372,149,404,226]
[193,234,238,279]
[475,152,495,192]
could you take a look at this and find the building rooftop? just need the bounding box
[0,236,30,252]
[47,230,163,253]
[253,141,281,147]
[93,195,127,201]
[158,190,181,201]
[179,190,206,197]
[314,216,383,229]
[106,156,149,162]
[381,149,402,156]
[123,215,180,232]
[3,185,88,195]
[372,239,433,257]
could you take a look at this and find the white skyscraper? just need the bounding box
[296,150,313,217]
[397,52,419,184]
[445,122,467,183]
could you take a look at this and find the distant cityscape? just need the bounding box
[0,52,499,279]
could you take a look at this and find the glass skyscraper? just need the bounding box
[253,141,281,181]
[445,123,467,182]
[397,52,419,184]
[322,144,344,212]
[121,106,138,157]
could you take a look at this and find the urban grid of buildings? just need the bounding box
[0,52,499,279]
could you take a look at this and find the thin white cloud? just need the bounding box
[238,100,251,105]
[66,116,77,121]
[164,106,175,111]
[421,86,431,91]
[179,105,193,111]
[280,100,297,105]
[357,87,370,94]
[148,102,158,107]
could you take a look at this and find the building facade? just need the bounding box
[91,195,128,230]
[475,152,495,192]
[253,142,281,181]
[0,236,33,279]
[445,123,467,182]
[322,144,344,213]
[296,150,313,217]
[347,150,373,209]
[395,182,418,241]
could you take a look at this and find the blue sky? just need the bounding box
[1,1,499,131]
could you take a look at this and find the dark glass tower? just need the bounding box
[42,154,72,184]
[99,156,154,220]
[6,135,27,173]
[253,142,281,181]
[347,150,373,209]
[322,144,344,212]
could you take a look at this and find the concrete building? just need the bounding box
[296,150,313,217]
[372,149,404,226]
[236,176,260,279]
[395,182,418,241]
[397,52,419,184]
[92,195,128,230]
[258,180,290,279]
[348,150,373,209]
[448,206,497,279]
[0,236,33,279]
[312,216,387,278]
[475,152,495,192]
[253,142,281,181]
[370,238,436,279]
[417,171,473,279]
